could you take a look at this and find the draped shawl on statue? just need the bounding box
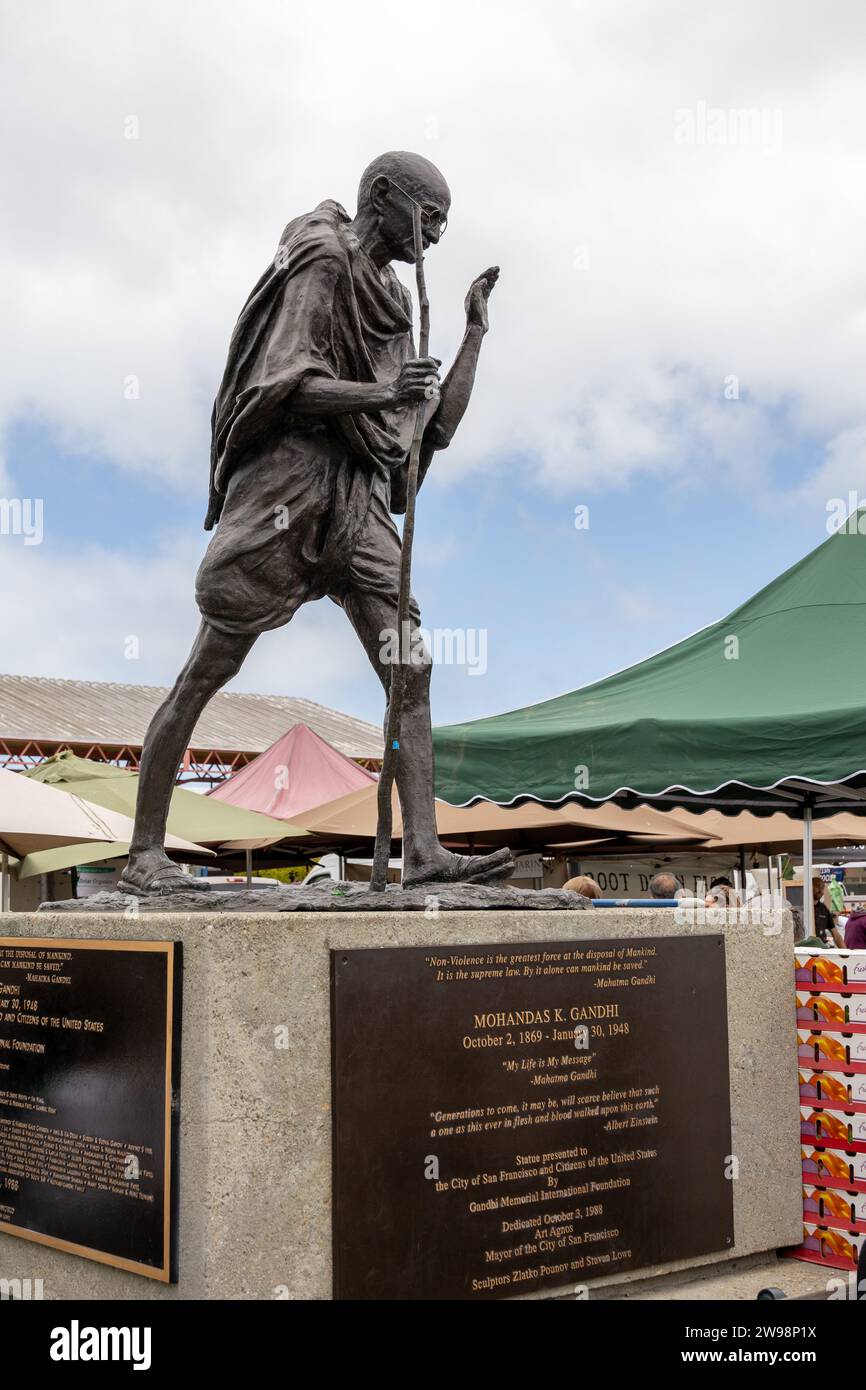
[205,200,427,529]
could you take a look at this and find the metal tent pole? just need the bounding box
[738,847,747,899]
[802,801,814,937]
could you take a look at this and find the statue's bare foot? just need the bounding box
[118,849,207,896]
[402,845,514,889]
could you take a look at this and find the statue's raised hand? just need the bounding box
[465,266,500,335]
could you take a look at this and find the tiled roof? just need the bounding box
[0,674,383,761]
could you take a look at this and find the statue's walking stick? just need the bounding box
[370,206,429,893]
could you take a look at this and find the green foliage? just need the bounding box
[252,864,315,884]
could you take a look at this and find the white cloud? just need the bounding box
[0,530,380,718]
[2,0,866,503]
[787,425,866,509]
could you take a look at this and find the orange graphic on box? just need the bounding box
[816,1034,847,1063]
[815,1111,850,1145]
[814,996,846,1025]
[812,1188,853,1222]
[809,957,845,987]
[808,1149,851,1182]
[817,1073,849,1106]
[820,1226,855,1262]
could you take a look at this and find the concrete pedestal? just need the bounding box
[0,908,802,1300]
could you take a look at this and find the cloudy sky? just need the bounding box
[3,0,866,730]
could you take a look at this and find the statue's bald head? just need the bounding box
[354,151,451,265]
[358,150,451,212]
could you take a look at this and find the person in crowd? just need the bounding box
[843,907,866,949]
[828,865,846,916]
[704,883,741,909]
[562,874,602,899]
[649,871,679,899]
[811,875,844,947]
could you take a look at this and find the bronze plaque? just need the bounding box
[0,938,180,1282]
[331,936,733,1300]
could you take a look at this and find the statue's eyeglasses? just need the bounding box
[386,178,448,235]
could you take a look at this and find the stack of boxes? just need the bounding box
[790,948,866,1271]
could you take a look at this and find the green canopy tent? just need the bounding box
[22,750,309,881]
[433,514,866,931]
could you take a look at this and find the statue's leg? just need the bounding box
[120,620,255,893]
[340,587,514,888]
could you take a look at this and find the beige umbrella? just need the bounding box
[629,807,866,854]
[294,784,719,850]
[0,766,208,907]
[575,807,866,900]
